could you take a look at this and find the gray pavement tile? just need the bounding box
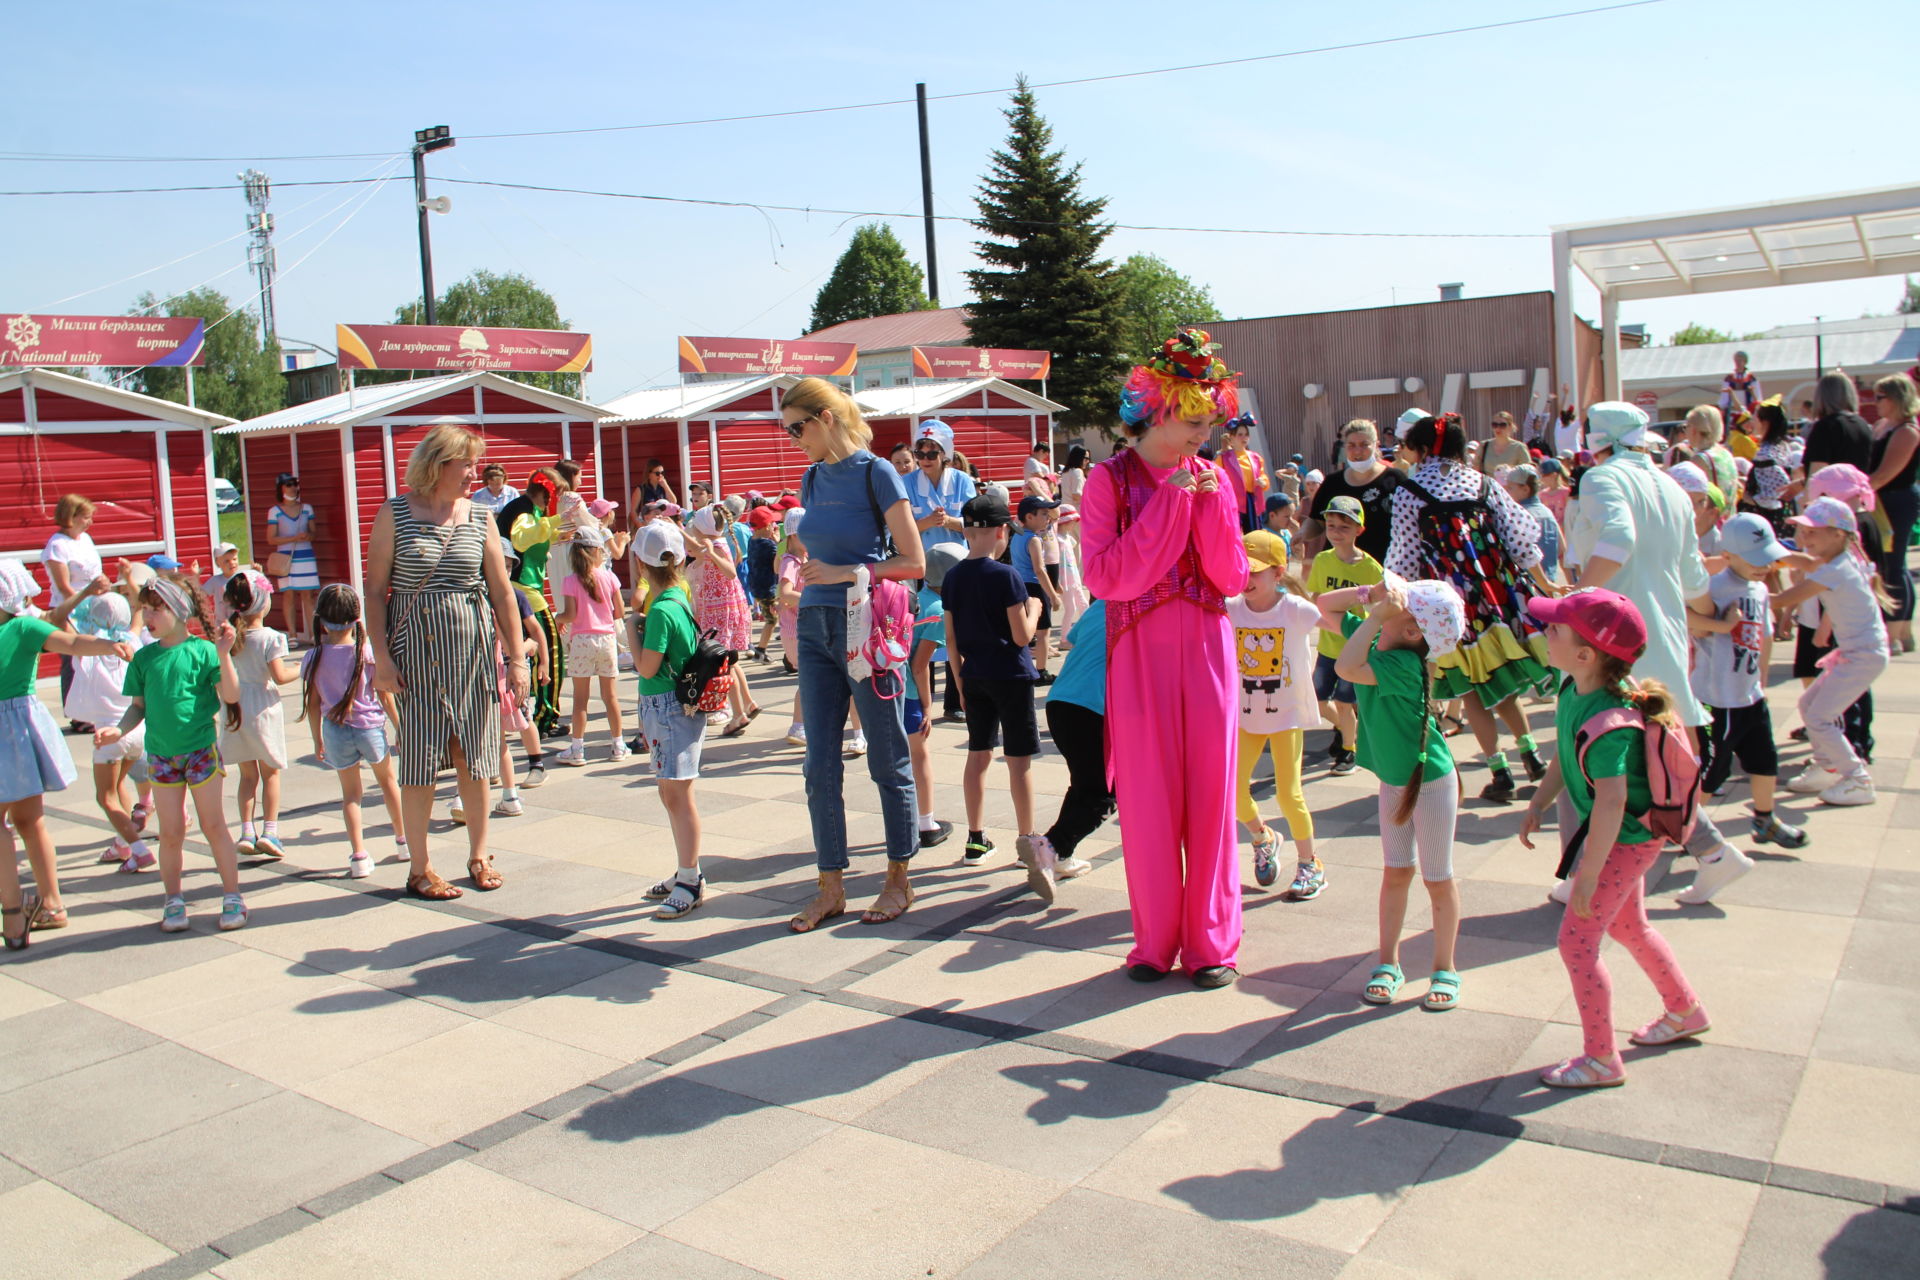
[472,1075,833,1231]
[1733,1186,1920,1280]
[1482,1026,1806,1161]
[206,1205,319,1260]
[455,1111,546,1152]
[1861,868,1920,924]
[1661,1145,1773,1183]
[1767,1163,1888,1206]
[0,1156,31,1194]
[955,1187,1348,1280]
[523,1082,610,1120]
[354,928,632,1015]
[1710,856,1872,918]
[1555,1125,1668,1163]
[52,1091,423,1250]
[0,1002,159,1094]
[125,1246,226,1280]
[469,856,648,920]
[7,922,240,1001]
[856,1039,1196,1182]
[571,1236,781,1279]
[1814,979,1920,1074]
[0,1041,278,1175]
[383,1141,471,1182]
[1839,918,1920,987]
[1231,990,1544,1112]
[299,1171,399,1219]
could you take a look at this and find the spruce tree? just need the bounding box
[965,77,1124,431]
[809,224,932,332]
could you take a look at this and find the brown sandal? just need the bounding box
[406,871,463,901]
[860,872,914,925]
[467,856,504,891]
[789,874,846,933]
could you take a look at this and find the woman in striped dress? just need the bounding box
[266,474,321,642]
[367,425,529,901]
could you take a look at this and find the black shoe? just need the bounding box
[1480,770,1517,803]
[627,735,648,755]
[1330,749,1357,777]
[1193,965,1239,990]
[919,819,955,849]
[1326,731,1345,762]
[751,646,768,663]
[541,724,568,740]
[1521,749,1548,782]
[1127,962,1168,983]
[1034,671,1055,686]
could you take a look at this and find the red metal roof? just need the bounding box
[804,306,972,350]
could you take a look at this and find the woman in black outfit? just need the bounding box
[1869,374,1920,651]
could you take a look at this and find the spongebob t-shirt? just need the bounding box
[1226,593,1323,735]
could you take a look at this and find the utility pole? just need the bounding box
[240,170,277,351]
[411,126,456,324]
[915,84,939,307]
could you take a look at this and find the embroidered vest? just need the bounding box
[1104,449,1228,650]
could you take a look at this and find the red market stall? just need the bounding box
[857,379,1065,488]
[596,375,808,505]
[0,367,231,584]
[218,371,613,594]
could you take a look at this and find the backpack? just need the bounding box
[1556,692,1701,876]
[844,564,913,695]
[655,593,737,714]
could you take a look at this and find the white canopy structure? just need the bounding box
[1552,184,1920,402]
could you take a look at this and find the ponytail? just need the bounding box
[1597,653,1679,728]
[1390,642,1435,826]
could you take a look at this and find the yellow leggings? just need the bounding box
[1237,729,1313,840]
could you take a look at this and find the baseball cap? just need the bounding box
[1304,469,1324,484]
[1526,587,1648,662]
[1789,495,1859,534]
[146,554,179,572]
[1719,513,1790,566]
[1394,407,1430,440]
[212,541,238,558]
[1265,492,1293,512]
[1243,530,1288,572]
[924,543,965,592]
[1323,495,1365,526]
[1585,401,1653,452]
[571,521,610,549]
[1289,453,1305,464]
[746,506,779,530]
[962,491,1014,528]
[587,497,617,519]
[1016,495,1060,520]
[633,521,686,567]
[1539,457,1565,475]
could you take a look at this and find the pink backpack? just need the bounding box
[844,565,913,697]
[1559,693,1701,874]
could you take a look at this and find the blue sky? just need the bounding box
[6,0,1909,398]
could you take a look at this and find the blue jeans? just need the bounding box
[798,605,917,870]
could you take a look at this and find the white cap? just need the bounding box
[634,521,686,567]
[1395,407,1430,439]
[571,521,611,549]
[1305,469,1324,483]
[689,505,723,538]
[1667,461,1712,495]
[213,541,238,557]
[783,507,807,537]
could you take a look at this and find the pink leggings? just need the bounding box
[1558,838,1700,1060]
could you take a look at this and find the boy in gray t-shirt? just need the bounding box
[1688,514,1807,849]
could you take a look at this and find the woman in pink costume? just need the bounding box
[1083,329,1250,988]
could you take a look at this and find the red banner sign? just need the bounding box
[1,313,205,367]
[677,336,857,378]
[911,346,1051,381]
[335,323,593,373]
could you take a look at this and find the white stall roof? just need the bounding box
[219,371,608,434]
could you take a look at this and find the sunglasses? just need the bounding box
[913,448,943,459]
[649,469,665,477]
[783,413,817,439]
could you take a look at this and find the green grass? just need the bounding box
[219,510,251,562]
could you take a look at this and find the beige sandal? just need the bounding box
[861,866,914,925]
[789,874,846,933]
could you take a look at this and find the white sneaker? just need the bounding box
[786,724,807,747]
[449,803,466,826]
[844,733,867,757]
[1676,844,1754,905]
[1056,856,1093,880]
[609,740,632,762]
[1547,878,1574,905]
[159,896,189,932]
[493,796,524,818]
[347,851,372,879]
[1819,775,1876,807]
[1017,833,1058,904]
[1787,765,1844,794]
[556,740,588,767]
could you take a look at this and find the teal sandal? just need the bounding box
[1423,970,1461,1012]
[1362,963,1404,1005]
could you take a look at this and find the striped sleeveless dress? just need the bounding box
[388,497,501,787]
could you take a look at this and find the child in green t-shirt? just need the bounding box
[1519,589,1706,1090]
[632,523,708,921]
[1334,577,1467,1014]
[1306,495,1383,775]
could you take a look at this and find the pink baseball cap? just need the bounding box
[1526,588,1646,662]
[587,497,617,519]
[1789,495,1859,534]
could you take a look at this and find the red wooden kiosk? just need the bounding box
[857,379,1065,488]
[218,371,613,593]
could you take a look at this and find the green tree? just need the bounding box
[808,224,931,332]
[1898,275,1920,314]
[965,78,1125,431]
[1667,321,1767,346]
[378,269,582,397]
[1110,254,1223,368]
[126,288,282,482]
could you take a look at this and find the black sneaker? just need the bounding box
[751,646,768,663]
[963,834,995,865]
[920,819,955,849]
[1034,671,1055,687]
[1326,731,1345,762]
[1330,749,1357,776]
[1521,749,1548,782]
[1480,770,1517,803]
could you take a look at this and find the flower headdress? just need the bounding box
[1119,328,1240,429]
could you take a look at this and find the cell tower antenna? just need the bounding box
[241,169,277,351]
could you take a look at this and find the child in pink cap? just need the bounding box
[1521,588,1707,1088]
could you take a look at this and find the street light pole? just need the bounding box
[411,126,455,325]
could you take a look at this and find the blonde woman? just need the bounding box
[366,424,528,900]
[1870,373,1920,650]
[780,378,926,932]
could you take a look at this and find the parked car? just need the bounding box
[213,478,243,513]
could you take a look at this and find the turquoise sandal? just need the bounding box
[1423,970,1461,1012]
[1362,963,1404,1005]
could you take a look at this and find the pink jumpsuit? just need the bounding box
[1083,453,1249,973]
